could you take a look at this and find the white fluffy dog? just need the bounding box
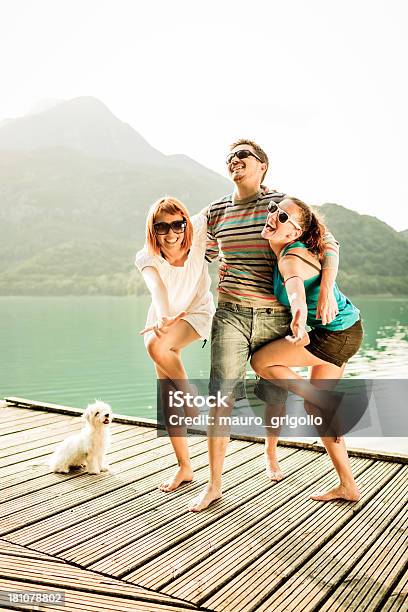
[50,401,112,475]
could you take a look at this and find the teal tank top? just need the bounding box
[273,241,360,331]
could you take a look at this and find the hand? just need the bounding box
[219,263,227,282]
[316,285,338,325]
[286,308,309,345]
[140,311,187,336]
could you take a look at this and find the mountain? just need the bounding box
[318,204,408,295]
[400,229,408,240]
[0,97,231,295]
[0,97,165,165]
[26,98,63,115]
[0,97,407,296]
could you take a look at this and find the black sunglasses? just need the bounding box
[267,203,302,230]
[153,218,187,235]
[226,149,263,165]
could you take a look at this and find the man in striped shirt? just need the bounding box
[188,139,340,512]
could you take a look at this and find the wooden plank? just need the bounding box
[0,412,68,434]
[4,398,84,415]
[0,413,72,438]
[382,569,408,612]
[0,410,137,455]
[0,406,55,418]
[86,447,303,576]
[6,398,408,464]
[4,397,160,429]
[0,539,66,564]
[0,425,153,479]
[0,427,161,489]
[251,466,407,612]
[4,437,213,545]
[0,422,150,468]
[0,408,51,423]
[0,544,194,608]
[0,434,204,509]
[319,505,407,611]
[0,436,208,534]
[0,417,82,453]
[126,455,371,590]
[169,461,400,608]
[25,440,266,556]
[57,441,266,567]
[0,579,194,611]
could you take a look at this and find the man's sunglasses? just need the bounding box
[226,149,263,165]
[153,218,187,235]
[267,203,302,230]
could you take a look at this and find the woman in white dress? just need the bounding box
[135,197,215,492]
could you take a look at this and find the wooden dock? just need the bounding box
[0,397,407,612]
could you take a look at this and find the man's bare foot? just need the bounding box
[158,466,194,492]
[188,485,222,512]
[310,484,361,502]
[264,450,284,481]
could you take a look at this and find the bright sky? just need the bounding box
[2,0,407,230]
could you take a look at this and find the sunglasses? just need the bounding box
[153,218,187,235]
[226,149,263,165]
[267,203,302,230]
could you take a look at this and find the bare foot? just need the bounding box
[188,485,222,512]
[158,466,194,492]
[311,484,361,502]
[264,450,284,481]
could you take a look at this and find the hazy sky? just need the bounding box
[2,0,407,230]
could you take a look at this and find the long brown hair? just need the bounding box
[145,197,193,256]
[285,197,327,260]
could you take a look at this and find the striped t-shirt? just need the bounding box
[206,190,339,308]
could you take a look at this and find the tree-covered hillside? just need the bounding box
[319,204,408,295]
[0,97,406,296]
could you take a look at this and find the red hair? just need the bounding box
[145,197,193,256]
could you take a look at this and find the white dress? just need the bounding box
[135,213,215,343]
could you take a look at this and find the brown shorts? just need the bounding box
[306,319,364,368]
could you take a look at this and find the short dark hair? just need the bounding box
[229,138,269,182]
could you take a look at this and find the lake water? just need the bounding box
[1,296,407,454]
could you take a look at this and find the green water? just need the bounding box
[1,296,407,420]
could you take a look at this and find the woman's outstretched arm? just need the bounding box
[279,257,308,344]
[141,266,170,320]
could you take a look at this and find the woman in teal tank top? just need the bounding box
[273,240,360,332]
[251,197,363,503]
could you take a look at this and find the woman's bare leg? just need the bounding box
[146,320,200,406]
[146,320,200,492]
[252,339,328,482]
[308,364,360,501]
[155,364,194,492]
[251,338,341,409]
[251,339,360,500]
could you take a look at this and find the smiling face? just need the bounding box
[153,211,186,254]
[227,144,267,187]
[261,199,303,245]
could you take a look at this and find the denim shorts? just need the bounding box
[306,318,364,368]
[209,301,291,403]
